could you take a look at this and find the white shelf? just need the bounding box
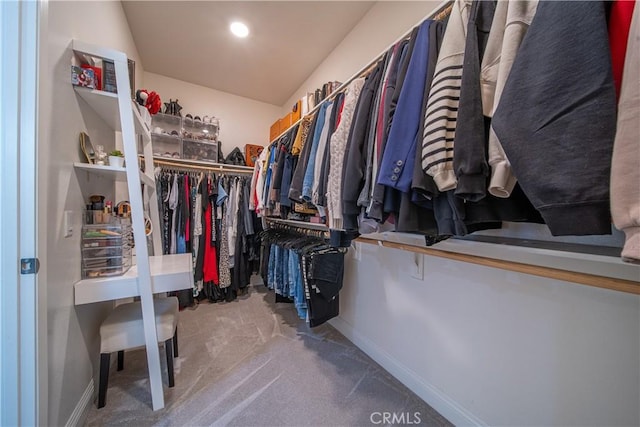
[73,86,151,140]
[74,254,193,305]
[74,162,125,179]
[73,162,155,188]
[72,39,128,63]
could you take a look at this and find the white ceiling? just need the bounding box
[122,1,376,106]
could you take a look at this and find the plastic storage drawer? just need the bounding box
[81,224,132,278]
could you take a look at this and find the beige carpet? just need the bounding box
[85,284,452,426]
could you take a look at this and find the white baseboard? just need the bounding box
[329,317,487,427]
[65,379,94,427]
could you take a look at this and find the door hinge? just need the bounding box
[20,258,40,275]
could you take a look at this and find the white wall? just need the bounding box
[335,245,639,426]
[143,72,282,149]
[281,1,640,425]
[39,2,145,425]
[282,1,442,113]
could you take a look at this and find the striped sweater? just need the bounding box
[421,0,471,191]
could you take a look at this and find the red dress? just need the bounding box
[202,182,219,284]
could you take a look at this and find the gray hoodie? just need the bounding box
[481,0,539,198]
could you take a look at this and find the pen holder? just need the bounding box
[84,210,113,225]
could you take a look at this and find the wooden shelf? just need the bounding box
[356,234,640,295]
[73,86,151,141]
[73,162,155,188]
[74,254,193,305]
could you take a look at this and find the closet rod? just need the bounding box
[356,237,640,295]
[264,219,330,239]
[150,157,254,175]
[266,217,329,233]
[269,0,453,144]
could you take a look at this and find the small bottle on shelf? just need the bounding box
[95,145,107,165]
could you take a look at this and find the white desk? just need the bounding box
[74,254,193,305]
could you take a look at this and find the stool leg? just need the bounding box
[172,327,179,358]
[98,353,110,408]
[117,350,124,371]
[165,339,174,387]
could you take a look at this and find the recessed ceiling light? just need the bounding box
[230,21,249,38]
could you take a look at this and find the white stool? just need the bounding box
[98,296,179,408]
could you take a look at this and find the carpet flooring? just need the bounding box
[84,284,452,426]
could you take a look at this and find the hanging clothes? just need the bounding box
[378,20,433,193]
[481,0,539,199]
[155,168,260,307]
[492,1,616,236]
[168,173,179,254]
[261,227,346,327]
[342,59,385,232]
[193,173,205,294]
[421,0,472,192]
[250,0,626,260]
[327,77,365,230]
[610,4,639,263]
[202,177,218,284]
[217,178,232,289]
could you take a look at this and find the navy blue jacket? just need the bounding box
[377,20,433,193]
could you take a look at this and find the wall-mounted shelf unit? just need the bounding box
[71,39,193,411]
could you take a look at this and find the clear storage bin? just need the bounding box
[182,138,218,163]
[148,112,182,158]
[150,112,182,135]
[183,116,219,142]
[151,132,182,158]
[81,223,132,278]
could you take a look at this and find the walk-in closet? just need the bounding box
[2,1,638,426]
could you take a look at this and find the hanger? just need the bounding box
[434,3,453,21]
